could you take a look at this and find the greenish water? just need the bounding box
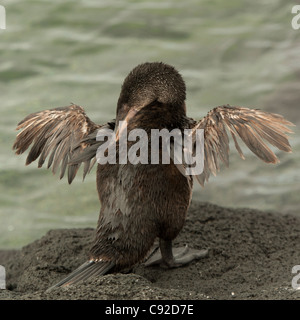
[0,0,299,248]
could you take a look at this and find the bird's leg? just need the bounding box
[144,239,208,268]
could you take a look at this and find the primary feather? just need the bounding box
[13,104,115,184]
[191,105,294,186]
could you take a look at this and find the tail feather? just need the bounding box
[47,260,115,290]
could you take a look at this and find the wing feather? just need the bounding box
[13,104,115,183]
[191,105,294,186]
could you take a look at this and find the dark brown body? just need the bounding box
[89,63,195,268]
[91,116,193,269]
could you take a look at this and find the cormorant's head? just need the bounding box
[115,62,187,130]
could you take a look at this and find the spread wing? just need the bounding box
[13,104,115,184]
[190,105,294,186]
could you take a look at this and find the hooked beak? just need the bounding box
[115,106,142,142]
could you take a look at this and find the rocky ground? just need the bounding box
[0,201,299,300]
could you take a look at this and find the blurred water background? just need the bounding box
[0,0,299,248]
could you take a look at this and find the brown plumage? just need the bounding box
[12,62,294,288]
[13,105,106,183]
[194,106,293,186]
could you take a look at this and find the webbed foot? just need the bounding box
[145,239,208,268]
